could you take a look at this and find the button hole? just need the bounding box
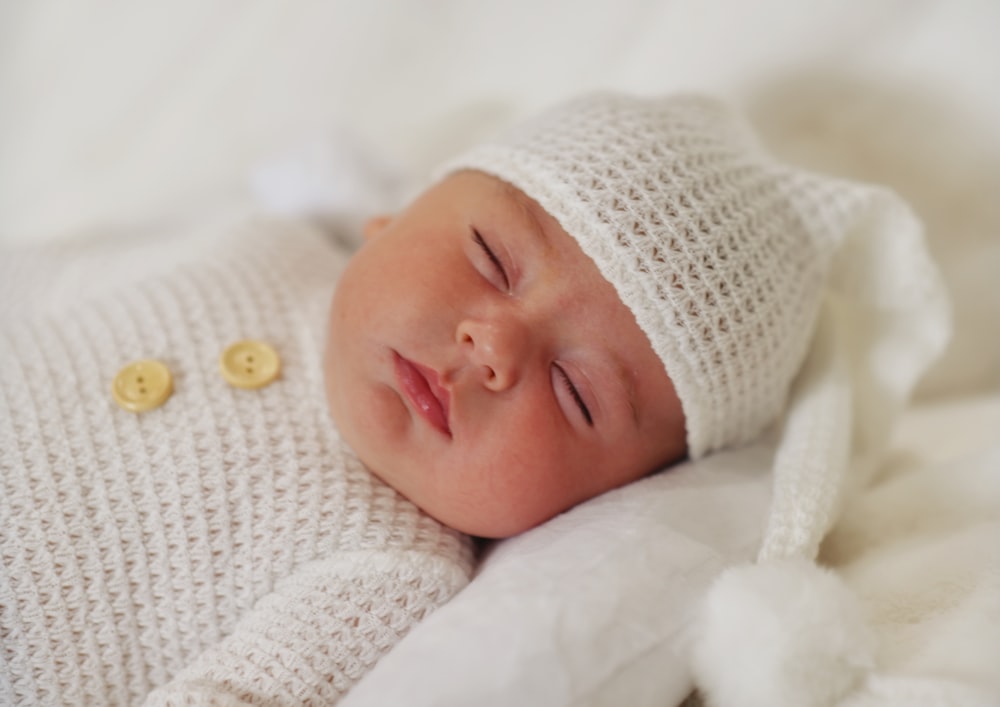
[246,367,254,374]
[139,387,147,394]
[137,376,144,383]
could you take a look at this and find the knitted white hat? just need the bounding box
[441,92,949,560]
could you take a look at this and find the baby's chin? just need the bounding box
[419,505,550,540]
[350,450,561,539]
[403,480,575,539]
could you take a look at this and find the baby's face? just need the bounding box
[324,171,686,537]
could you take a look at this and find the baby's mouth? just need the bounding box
[393,352,452,437]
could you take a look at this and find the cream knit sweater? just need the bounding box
[0,218,476,705]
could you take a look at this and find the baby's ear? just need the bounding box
[362,215,393,241]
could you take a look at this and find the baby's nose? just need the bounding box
[456,316,529,392]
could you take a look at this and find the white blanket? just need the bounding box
[829,398,1000,697]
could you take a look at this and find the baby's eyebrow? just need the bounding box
[501,181,552,252]
[611,355,641,429]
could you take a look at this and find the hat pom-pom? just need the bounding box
[691,558,876,707]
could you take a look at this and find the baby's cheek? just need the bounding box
[498,419,585,514]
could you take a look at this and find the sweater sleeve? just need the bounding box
[143,549,470,706]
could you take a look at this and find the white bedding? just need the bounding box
[342,444,774,707]
[3,1,999,704]
[342,398,1000,706]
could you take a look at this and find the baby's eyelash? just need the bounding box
[472,229,510,290]
[554,364,593,426]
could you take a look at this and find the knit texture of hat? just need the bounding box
[441,92,949,563]
[443,92,861,460]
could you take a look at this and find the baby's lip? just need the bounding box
[393,352,452,437]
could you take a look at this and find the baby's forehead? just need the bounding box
[482,172,540,215]
[466,170,562,246]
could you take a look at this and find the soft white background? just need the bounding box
[3,1,998,242]
[3,2,999,705]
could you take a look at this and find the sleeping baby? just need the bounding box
[0,92,929,704]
